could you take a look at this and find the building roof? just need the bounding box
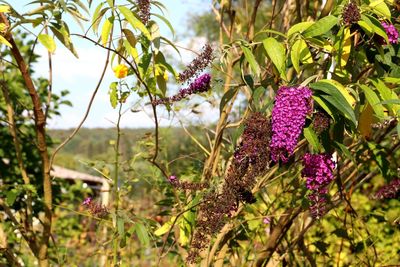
[51,165,107,184]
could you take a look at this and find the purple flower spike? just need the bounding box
[381,22,399,44]
[373,179,400,199]
[302,153,335,219]
[153,73,211,106]
[270,86,313,162]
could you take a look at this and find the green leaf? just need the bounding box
[117,217,125,237]
[334,141,356,165]
[152,13,175,37]
[0,35,12,48]
[160,36,181,57]
[263,37,286,80]
[361,15,388,43]
[287,21,314,38]
[317,79,355,107]
[38,34,56,53]
[313,95,334,119]
[150,22,160,50]
[101,16,114,45]
[310,81,357,126]
[304,127,321,152]
[156,74,167,96]
[291,38,312,73]
[359,85,385,119]
[220,88,238,115]
[370,78,399,114]
[303,15,338,38]
[118,6,151,40]
[232,123,245,148]
[6,189,18,206]
[134,222,150,247]
[50,23,78,58]
[109,82,118,108]
[369,0,391,19]
[240,45,260,76]
[92,3,108,35]
[106,0,114,7]
[252,86,266,110]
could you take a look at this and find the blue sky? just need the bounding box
[7,0,214,129]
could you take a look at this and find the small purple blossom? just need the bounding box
[373,179,400,199]
[168,175,177,183]
[302,153,335,219]
[82,197,92,206]
[263,216,271,224]
[153,73,211,106]
[270,86,313,162]
[381,22,399,44]
[82,197,108,218]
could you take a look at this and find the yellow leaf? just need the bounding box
[154,216,176,236]
[0,5,10,13]
[340,28,352,68]
[0,35,11,48]
[358,104,374,139]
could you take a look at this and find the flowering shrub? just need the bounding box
[1,0,400,266]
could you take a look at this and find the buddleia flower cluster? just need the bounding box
[373,179,400,199]
[136,0,150,25]
[381,22,399,44]
[302,153,335,219]
[178,44,213,83]
[312,111,330,134]
[152,73,211,105]
[82,197,109,218]
[342,2,361,26]
[187,113,271,263]
[167,175,208,191]
[270,86,313,163]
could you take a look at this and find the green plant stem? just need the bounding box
[112,102,123,266]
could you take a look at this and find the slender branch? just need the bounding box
[0,81,35,241]
[247,0,262,40]
[49,40,111,169]
[0,13,51,266]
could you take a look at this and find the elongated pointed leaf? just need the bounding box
[101,16,114,45]
[310,81,357,126]
[50,24,79,58]
[359,84,385,118]
[240,45,260,76]
[0,5,10,12]
[303,15,338,38]
[304,127,322,152]
[135,222,150,247]
[0,35,12,48]
[291,38,312,73]
[38,33,56,53]
[118,6,151,40]
[287,21,314,37]
[263,37,286,79]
